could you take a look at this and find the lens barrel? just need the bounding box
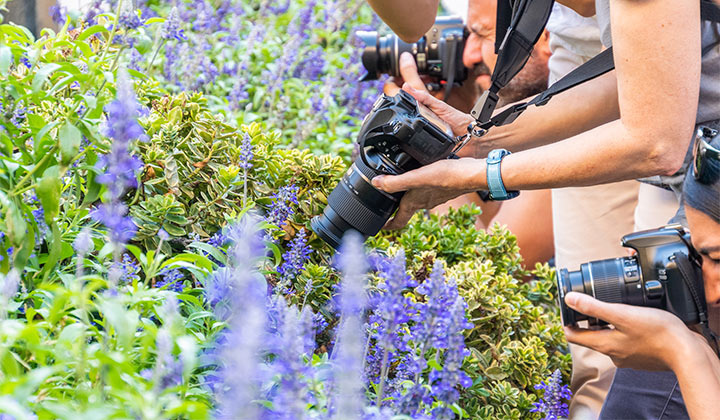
[357,31,413,81]
[557,257,642,326]
[311,151,403,249]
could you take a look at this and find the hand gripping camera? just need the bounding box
[311,90,461,249]
[357,16,468,98]
[557,225,708,327]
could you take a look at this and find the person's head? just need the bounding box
[683,134,720,308]
[462,0,552,105]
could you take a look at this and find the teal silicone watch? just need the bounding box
[486,149,520,201]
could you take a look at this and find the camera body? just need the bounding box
[557,225,703,326]
[311,90,457,249]
[357,16,468,85]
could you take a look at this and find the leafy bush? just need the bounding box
[0,1,571,419]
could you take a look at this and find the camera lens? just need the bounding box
[311,150,403,249]
[557,257,642,326]
[357,31,414,81]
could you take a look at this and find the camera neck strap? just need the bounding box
[673,251,720,359]
[467,0,720,138]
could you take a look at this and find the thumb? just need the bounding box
[371,174,408,193]
[399,52,426,91]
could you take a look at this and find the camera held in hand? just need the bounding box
[557,225,707,327]
[311,90,460,249]
[357,16,468,89]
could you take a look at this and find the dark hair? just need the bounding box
[683,135,720,223]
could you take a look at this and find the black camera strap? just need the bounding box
[467,0,720,137]
[673,251,720,358]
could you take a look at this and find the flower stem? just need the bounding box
[376,348,390,407]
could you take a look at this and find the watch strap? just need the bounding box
[486,149,520,201]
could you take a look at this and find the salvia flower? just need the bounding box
[204,267,234,320]
[428,296,473,418]
[91,202,138,246]
[119,11,143,30]
[153,329,183,391]
[531,369,572,420]
[92,70,146,249]
[266,184,299,227]
[10,100,26,129]
[277,228,311,287]
[330,231,368,420]
[239,132,254,170]
[0,270,19,319]
[214,214,268,419]
[109,254,141,285]
[157,268,184,293]
[370,250,416,353]
[162,7,187,41]
[73,228,93,256]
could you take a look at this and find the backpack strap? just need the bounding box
[467,0,720,135]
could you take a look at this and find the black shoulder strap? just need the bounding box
[468,0,720,135]
[673,252,720,358]
[470,0,555,124]
[495,0,514,54]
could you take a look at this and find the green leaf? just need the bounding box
[0,45,11,76]
[32,63,61,93]
[188,242,226,265]
[38,222,63,282]
[427,359,443,371]
[485,366,508,381]
[59,121,82,165]
[36,166,61,223]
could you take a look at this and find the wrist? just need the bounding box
[666,327,706,372]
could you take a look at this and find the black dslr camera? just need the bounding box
[357,16,468,92]
[557,225,706,326]
[311,90,460,249]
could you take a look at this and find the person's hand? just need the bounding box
[563,292,706,371]
[383,52,430,96]
[382,54,474,138]
[371,158,485,229]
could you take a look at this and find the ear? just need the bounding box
[535,30,552,61]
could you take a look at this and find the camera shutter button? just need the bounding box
[644,280,664,299]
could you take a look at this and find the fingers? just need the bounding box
[564,325,617,353]
[402,82,441,109]
[383,77,403,96]
[564,292,626,326]
[383,197,418,230]
[399,52,426,91]
[372,167,435,193]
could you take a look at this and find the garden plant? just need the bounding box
[0,0,571,418]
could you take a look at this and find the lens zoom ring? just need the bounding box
[589,260,624,304]
[354,159,382,180]
[327,185,387,235]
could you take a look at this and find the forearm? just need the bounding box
[465,70,620,158]
[496,118,688,190]
[670,336,720,420]
[366,0,440,43]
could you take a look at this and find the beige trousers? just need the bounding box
[548,38,680,419]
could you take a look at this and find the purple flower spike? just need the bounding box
[214,214,268,419]
[331,231,368,420]
[92,70,146,250]
[531,369,572,420]
[239,132,254,170]
[162,7,187,41]
[73,228,93,256]
[277,228,312,286]
[266,184,299,228]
